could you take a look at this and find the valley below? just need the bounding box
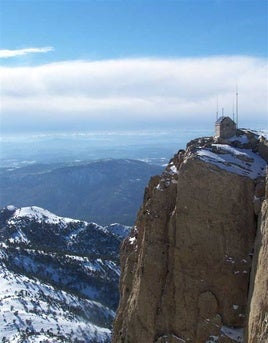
[0,159,163,226]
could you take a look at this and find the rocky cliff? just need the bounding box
[112,130,267,343]
[247,174,268,342]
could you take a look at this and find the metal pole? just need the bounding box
[236,86,238,127]
[232,95,235,122]
[216,96,219,120]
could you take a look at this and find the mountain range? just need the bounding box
[0,159,163,226]
[2,129,267,343]
[0,205,130,343]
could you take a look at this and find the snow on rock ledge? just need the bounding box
[196,144,266,179]
[185,129,267,180]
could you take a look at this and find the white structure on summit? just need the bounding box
[215,116,237,139]
[215,88,239,139]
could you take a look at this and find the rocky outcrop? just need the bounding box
[112,130,267,343]
[246,175,268,342]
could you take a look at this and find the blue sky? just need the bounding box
[1,0,267,61]
[0,0,267,132]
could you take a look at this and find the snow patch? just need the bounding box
[105,223,131,239]
[221,326,243,342]
[156,183,164,191]
[129,237,136,245]
[206,336,219,343]
[225,255,235,264]
[169,165,178,174]
[196,145,266,179]
[9,228,30,244]
[228,134,249,143]
[10,206,81,226]
[6,205,16,211]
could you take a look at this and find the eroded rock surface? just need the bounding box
[112,130,267,343]
[247,175,268,342]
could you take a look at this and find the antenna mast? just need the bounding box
[236,85,239,127]
[232,95,235,122]
[216,96,219,120]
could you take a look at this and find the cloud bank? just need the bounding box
[0,47,54,58]
[1,56,267,131]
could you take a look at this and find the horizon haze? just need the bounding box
[0,0,267,136]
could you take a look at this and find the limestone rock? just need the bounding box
[247,175,268,342]
[254,179,265,198]
[258,136,268,162]
[155,334,187,343]
[112,131,267,343]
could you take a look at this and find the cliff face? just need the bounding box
[112,131,267,343]
[247,175,268,342]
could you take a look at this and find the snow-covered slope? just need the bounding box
[188,130,267,179]
[196,143,266,179]
[0,206,130,343]
[105,223,132,240]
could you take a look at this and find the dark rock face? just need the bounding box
[112,131,267,343]
[247,175,268,342]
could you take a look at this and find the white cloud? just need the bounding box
[0,47,54,58]
[0,56,267,131]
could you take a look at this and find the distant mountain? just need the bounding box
[0,205,130,343]
[0,159,163,225]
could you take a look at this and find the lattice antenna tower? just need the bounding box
[236,85,239,127]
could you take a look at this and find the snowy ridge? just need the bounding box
[9,206,81,226]
[195,133,267,179]
[196,145,266,179]
[0,206,130,342]
[105,223,132,239]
